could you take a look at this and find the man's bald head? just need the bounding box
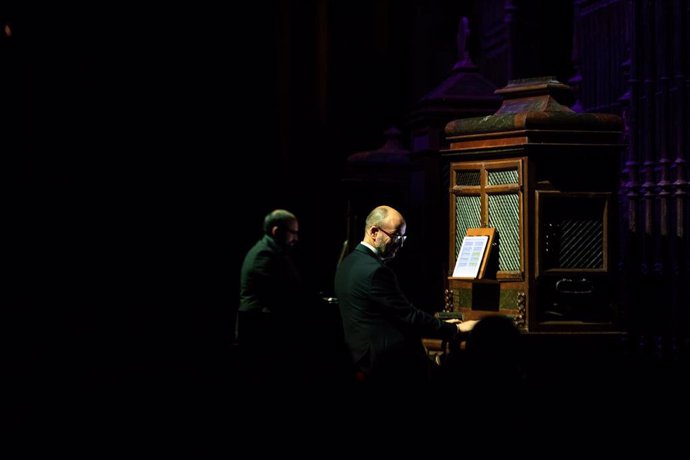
[363,205,406,260]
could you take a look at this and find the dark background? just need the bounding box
[2,2,488,421]
[3,2,495,361]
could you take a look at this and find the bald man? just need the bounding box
[335,205,471,387]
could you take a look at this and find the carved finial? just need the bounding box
[568,20,583,112]
[453,17,475,70]
[379,125,403,152]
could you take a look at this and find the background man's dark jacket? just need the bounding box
[239,234,303,316]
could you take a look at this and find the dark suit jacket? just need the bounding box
[335,244,457,384]
[239,234,303,315]
[238,235,305,348]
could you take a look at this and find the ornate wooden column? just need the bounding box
[577,0,690,347]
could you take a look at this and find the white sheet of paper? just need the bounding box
[452,235,489,278]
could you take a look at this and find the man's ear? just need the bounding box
[270,226,280,237]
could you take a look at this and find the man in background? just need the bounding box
[237,209,306,384]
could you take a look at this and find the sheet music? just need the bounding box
[452,235,489,278]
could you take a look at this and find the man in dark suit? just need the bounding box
[335,205,474,388]
[239,209,302,323]
[237,209,306,384]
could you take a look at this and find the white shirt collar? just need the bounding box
[360,241,378,255]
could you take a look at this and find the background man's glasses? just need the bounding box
[377,227,407,244]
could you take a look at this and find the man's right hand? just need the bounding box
[456,319,478,333]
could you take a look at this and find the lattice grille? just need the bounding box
[488,193,520,272]
[456,170,481,186]
[455,195,481,257]
[546,218,603,268]
[487,169,518,186]
[541,196,606,270]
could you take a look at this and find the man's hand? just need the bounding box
[456,319,478,332]
[443,318,478,332]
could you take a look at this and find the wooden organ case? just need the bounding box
[441,77,624,332]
